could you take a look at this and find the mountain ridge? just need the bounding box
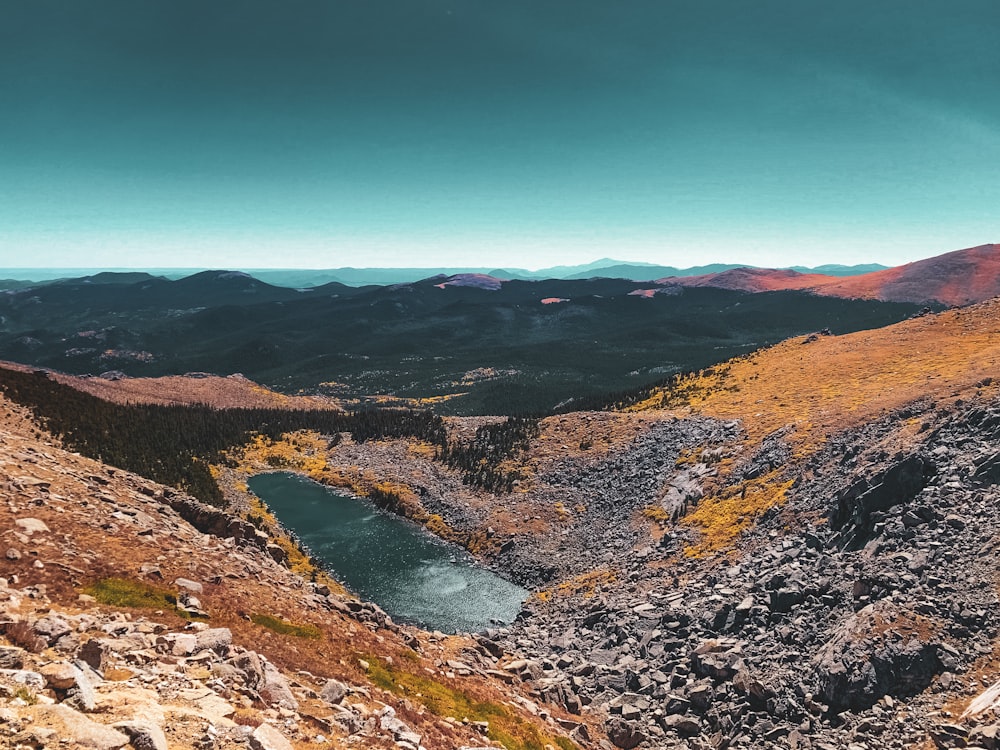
[0,259,890,288]
[0,275,922,414]
[6,241,995,298]
[660,242,1000,306]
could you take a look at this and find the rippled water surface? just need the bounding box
[248,472,527,633]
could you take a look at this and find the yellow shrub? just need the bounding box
[682,472,794,557]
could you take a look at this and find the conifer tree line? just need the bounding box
[437,417,540,493]
[0,368,539,504]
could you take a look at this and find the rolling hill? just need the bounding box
[661,242,1000,306]
[0,258,887,288]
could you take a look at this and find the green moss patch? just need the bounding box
[250,613,322,639]
[84,578,177,610]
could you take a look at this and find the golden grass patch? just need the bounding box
[537,569,617,602]
[83,577,178,611]
[682,473,794,557]
[630,300,1000,452]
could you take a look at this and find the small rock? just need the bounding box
[691,648,743,681]
[606,717,645,749]
[40,661,77,690]
[177,592,205,615]
[250,723,294,750]
[194,628,232,656]
[396,730,423,748]
[969,724,999,749]
[663,714,701,736]
[320,678,348,705]
[65,664,98,712]
[33,704,129,749]
[688,682,714,711]
[78,639,113,672]
[620,703,642,721]
[944,514,966,530]
[33,614,72,645]
[0,647,25,669]
[15,518,49,535]
[0,669,45,690]
[114,721,169,750]
[169,633,198,656]
[930,723,969,749]
[175,577,204,594]
[259,659,299,710]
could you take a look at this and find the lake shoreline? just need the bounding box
[247,471,528,634]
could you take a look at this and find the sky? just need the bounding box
[1,0,998,270]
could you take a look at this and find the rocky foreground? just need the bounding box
[475,393,1000,749]
[309,391,1000,749]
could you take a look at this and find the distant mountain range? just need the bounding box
[554,261,887,282]
[2,243,996,306]
[0,259,889,288]
[0,242,997,412]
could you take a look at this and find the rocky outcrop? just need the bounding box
[0,577,498,750]
[159,489,268,549]
[814,601,943,710]
[473,394,1000,749]
[830,454,936,549]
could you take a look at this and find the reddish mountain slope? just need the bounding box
[813,242,1000,305]
[657,267,833,293]
[659,243,1000,306]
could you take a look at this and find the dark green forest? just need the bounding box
[0,271,927,415]
[439,416,541,493]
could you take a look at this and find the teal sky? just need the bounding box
[1,1,998,270]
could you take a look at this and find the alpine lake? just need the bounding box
[247,472,528,634]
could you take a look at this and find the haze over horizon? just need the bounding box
[2,1,998,270]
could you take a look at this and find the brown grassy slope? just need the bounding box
[631,297,1000,451]
[811,242,1000,306]
[659,267,836,293]
[0,360,340,409]
[627,298,1000,555]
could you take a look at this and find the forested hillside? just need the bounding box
[0,365,539,503]
[0,272,924,414]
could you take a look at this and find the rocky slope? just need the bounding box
[0,397,584,750]
[483,390,1000,749]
